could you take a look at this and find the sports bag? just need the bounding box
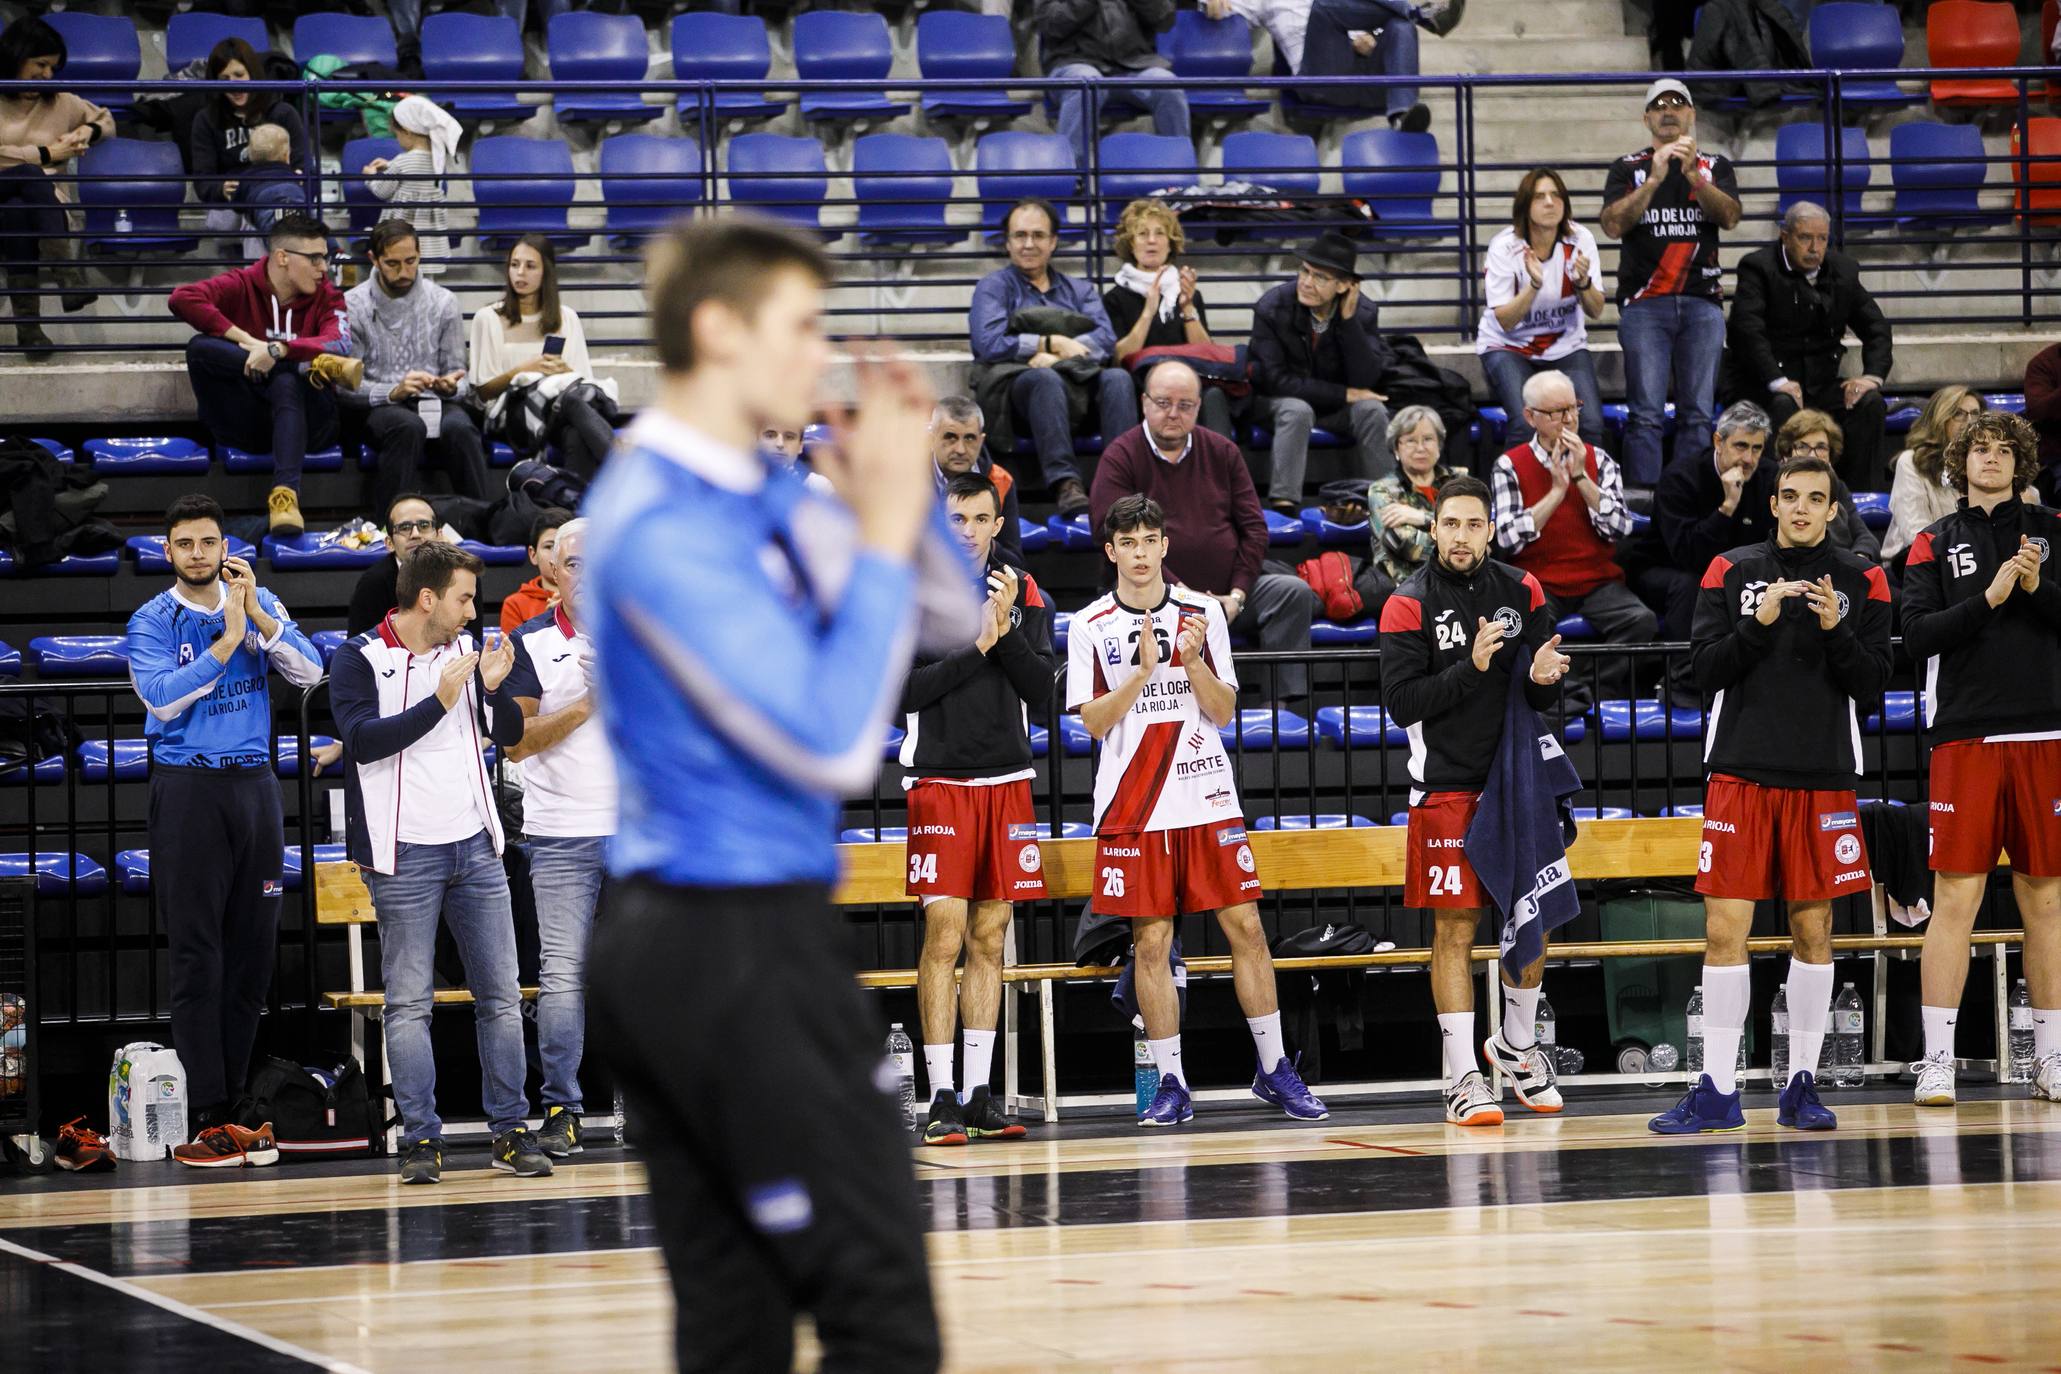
[1296,550,1364,622]
[1123,343,1253,398]
[240,1055,377,1159]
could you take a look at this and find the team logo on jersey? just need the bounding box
[1493,607,1523,637]
[1834,834,1862,865]
[262,879,282,897]
[177,642,194,666]
[2051,799,2061,816]
[1235,844,1256,873]
[1018,843,1042,874]
[1819,811,1858,831]
[1106,640,1123,666]
[1008,823,1041,842]
[2033,537,2052,564]
[1204,786,1233,809]
[1835,591,1851,621]
[1217,824,1248,845]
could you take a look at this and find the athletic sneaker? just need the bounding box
[399,1137,443,1185]
[1912,1052,1957,1107]
[54,1118,114,1172]
[537,1106,584,1158]
[1483,1030,1564,1114]
[1444,1070,1504,1127]
[491,1127,553,1177]
[923,1088,969,1146]
[1252,1054,1329,1121]
[963,1084,1027,1140]
[1138,1074,1194,1127]
[1647,1074,1745,1134]
[2033,1053,2061,1101]
[1776,1070,1837,1131]
[172,1121,280,1169]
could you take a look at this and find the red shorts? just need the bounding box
[1405,792,1486,909]
[1090,820,1262,918]
[1928,737,2061,877]
[903,779,1048,903]
[1694,774,1873,902]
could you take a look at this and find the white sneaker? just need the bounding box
[1483,1030,1563,1113]
[1444,1070,1504,1127]
[2033,1053,2061,1102]
[1911,1052,1956,1107]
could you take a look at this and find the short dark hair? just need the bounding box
[164,494,226,536]
[1100,493,1166,543]
[1433,474,1493,518]
[396,541,483,609]
[369,218,419,260]
[1775,455,1838,492]
[267,212,326,250]
[944,471,1000,516]
[529,506,574,549]
[1005,198,1061,239]
[386,490,434,525]
[645,215,834,374]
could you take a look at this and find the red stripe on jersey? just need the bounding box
[1092,651,1108,698]
[1907,529,1935,566]
[1520,570,1547,611]
[1101,719,1182,834]
[1700,554,1735,590]
[1379,594,1424,633]
[1634,241,1697,301]
[1086,604,1121,624]
[1022,572,1046,609]
[1510,331,1564,360]
[1864,563,1893,603]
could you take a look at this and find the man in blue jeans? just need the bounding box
[1035,0,1188,168]
[502,517,615,1160]
[1600,78,1742,487]
[1297,0,1465,130]
[330,540,544,1184]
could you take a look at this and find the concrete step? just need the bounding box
[1421,34,1650,75]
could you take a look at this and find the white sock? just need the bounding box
[1785,959,1835,1088]
[1921,1005,1959,1062]
[1501,984,1541,1051]
[960,1028,996,1098]
[1247,1011,1286,1071]
[1702,963,1751,1096]
[2036,1008,2061,1062]
[1148,1035,1186,1087]
[1438,1011,1477,1087]
[922,1044,953,1100]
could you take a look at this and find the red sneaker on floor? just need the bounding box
[173,1121,281,1169]
[55,1118,115,1172]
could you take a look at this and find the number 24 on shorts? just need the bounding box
[1427,864,1461,896]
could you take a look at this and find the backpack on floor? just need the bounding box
[1296,549,1365,622]
[240,1056,378,1159]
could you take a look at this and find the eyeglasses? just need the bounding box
[1648,94,1691,109]
[1297,264,1343,287]
[1527,403,1581,422]
[1006,231,1053,245]
[391,520,435,536]
[281,247,330,267]
[1144,395,1199,416]
[1790,441,1832,457]
[1395,432,1442,448]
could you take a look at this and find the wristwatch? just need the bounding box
[266,341,285,361]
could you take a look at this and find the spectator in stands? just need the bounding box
[1298,0,1464,130]
[230,125,310,257]
[1600,78,1740,486]
[932,395,1024,562]
[1885,386,1989,563]
[1726,201,1892,493]
[500,506,571,636]
[347,491,467,637]
[969,198,1135,517]
[471,235,618,479]
[1035,0,1189,167]
[169,213,358,537]
[1362,405,1458,620]
[502,517,614,1162]
[1090,360,1319,701]
[364,97,458,276]
[330,541,545,1185]
[1249,232,1394,517]
[0,15,110,356]
[1103,198,1234,440]
[759,425,803,461]
[345,220,484,519]
[1204,0,1312,69]
[1490,369,1653,708]
[189,38,308,240]
[1478,168,1606,450]
[2022,341,2061,503]
[1775,408,1882,562]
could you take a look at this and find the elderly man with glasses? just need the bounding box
[1090,359,1319,703]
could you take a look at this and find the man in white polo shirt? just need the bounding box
[503,517,616,1159]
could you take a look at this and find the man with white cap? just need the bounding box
[1599,78,1741,487]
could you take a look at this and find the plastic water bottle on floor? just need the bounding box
[2010,978,2035,1083]
[612,1088,627,1147]
[1833,983,1865,1086]
[1133,1024,1157,1115]
[1685,985,1705,1075]
[1535,994,1557,1054]
[887,1023,917,1130]
[115,208,133,236]
[1771,986,1790,1084]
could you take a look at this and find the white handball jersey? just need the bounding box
[1065,585,1242,835]
[1475,223,1600,362]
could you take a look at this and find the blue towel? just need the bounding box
[1464,658,1585,978]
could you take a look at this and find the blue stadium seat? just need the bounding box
[1158,12,1268,119]
[1252,814,1376,830]
[1555,614,1596,640]
[793,11,909,124]
[31,437,72,463]
[725,133,835,237]
[1985,392,2026,414]
[1263,508,1305,546]
[852,134,958,243]
[1099,133,1197,223]
[548,13,661,125]
[457,541,528,567]
[1028,722,1049,758]
[1559,715,1588,744]
[0,549,120,577]
[671,14,786,124]
[0,753,64,785]
[1661,803,1705,818]
[1051,610,1071,649]
[471,137,587,250]
[1309,619,1379,646]
[1314,705,1405,748]
[291,14,396,71]
[1571,806,1636,821]
[340,136,403,238]
[280,842,352,890]
[916,11,1030,121]
[309,629,349,665]
[421,13,532,123]
[1220,707,1312,749]
[600,134,705,245]
[114,849,152,895]
[1890,121,1988,226]
[1774,122,1871,222]
[127,533,256,573]
[221,444,345,475]
[1020,518,1053,554]
[1044,513,1095,551]
[0,640,18,676]
[29,635,129,677]
[1058,716,1095,756]
[1850,489,1891,529]
[1299,505,1371,547]
[1593,699,1704,742]
[1220,130,1320,196]
[84,436,208,475]
[976,132,1077,235]
[44,13,140,114]
[77,139,198,253]
[1864,689,1919,732]
[263,534,384,570]
[881,726,905,761]
[77,739,150,782]
[1340,129,1451,238]
[0,853,108,897]
[166,13,270,75]
[1808,2,1916,106]
[275,734,341,778]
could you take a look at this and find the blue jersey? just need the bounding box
[582,412,921,888]
[127,583,326,767]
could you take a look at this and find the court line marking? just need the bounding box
[0,1235,376,1374]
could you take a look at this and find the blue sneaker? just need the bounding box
[1776,1070,1837,1130]
[1139,1074,1194,1127]
[1252,1054,1329,1121]
[1647,1074,1745,1134]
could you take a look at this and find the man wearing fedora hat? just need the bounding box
[1600,77,1741,488]
[1248,232,1396,517]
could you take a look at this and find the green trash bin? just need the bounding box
[1600,889,1752,1068]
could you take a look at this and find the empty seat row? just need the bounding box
[2,736,340,786]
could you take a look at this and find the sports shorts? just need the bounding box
[1405,791,1486,909]
[903,779,1048,903]
[1927,737,2061,878]
[1089,819,1262,918]
[1694,773,1872,902]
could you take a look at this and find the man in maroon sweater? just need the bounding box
[1090,360,1318,701]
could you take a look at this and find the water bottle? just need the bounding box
[115,207,133,236]
[612,1087,627,1147]
[1770,986,1790,1084]
[1133,1025,1157,1115]
[1647,1041,1681,1087]
[1833,983,1865,1087]
[1555,1045,1584,1076]
[1535,994,1557,1052]
[886,1023,917,1130]
[1685,985,1705,1075]
[2010,978,2035,1083]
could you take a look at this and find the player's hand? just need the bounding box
[217,578,250,645]
[2017,534,2043,593]
[974,592,1003,654]
[1755,578,1806,626]
[436,653,479,710]
[1530,633,1570,686]
[1469,615,1507,671]
[817,345,939,561]
[479,633,517,691]
[1176,614,1207,664]
[1136,617,1161,675]
[1985,554,2026,608]
[310,740,344,777]
[220,555,256,606]
[1804,574,1842,632]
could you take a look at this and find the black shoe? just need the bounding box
[537,1106,584,1158]
[15,321,51,360]
[1416,0,1465,37]
[922,1088,969,1146]
[399,1137,443,1185]
[1389,102,1432,134]
[1053,479,1091,517]
[963,1084,1027,1141]
[492,1126,554,1177]
[60,290,95,314]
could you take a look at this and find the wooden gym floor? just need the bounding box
[5,1085,2061,1373]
